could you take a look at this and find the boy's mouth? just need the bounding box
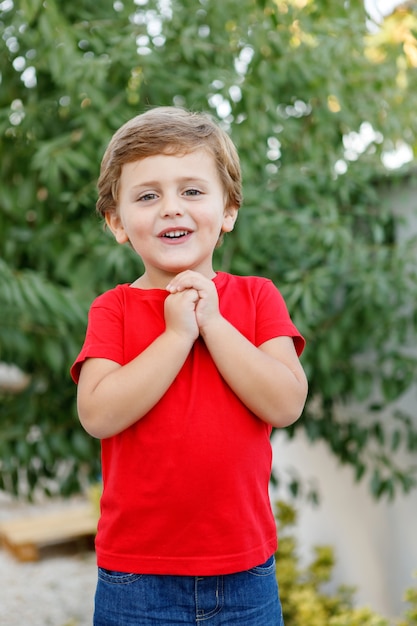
[159,229,192,239]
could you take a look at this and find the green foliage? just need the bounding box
[398,576,417,626]
[0,259,100,496]
[275,501,417,626]
[1,0,417,497]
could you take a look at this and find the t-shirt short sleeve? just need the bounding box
[70,290,124,383]
[254,279,305,355]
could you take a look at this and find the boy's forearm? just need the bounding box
[77,329,195,439]
[200,317,307,428]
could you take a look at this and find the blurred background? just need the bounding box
[1,0,417,623]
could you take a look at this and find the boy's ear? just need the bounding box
[222,205,238,233]
[105,212,129,244]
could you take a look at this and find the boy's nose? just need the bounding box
[160,195,185,217]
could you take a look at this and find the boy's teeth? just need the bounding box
[164,230,187,238]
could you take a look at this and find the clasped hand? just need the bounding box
[165,271,221,342]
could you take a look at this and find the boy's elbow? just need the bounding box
[268,378,308,428]
[281,400,306,428]
[78,411,105,440]
[268,406,304,429]
[77,398,112,439]
[289,377,308,424]
[77,400,140,439]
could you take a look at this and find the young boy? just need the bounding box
[71,106,307,625]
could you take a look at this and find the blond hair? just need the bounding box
[96,107,242,218]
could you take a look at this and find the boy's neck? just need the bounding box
[131,268,217,290]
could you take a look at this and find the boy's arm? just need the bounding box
[77,288,199,439]
[167,271,308,428]
[202,323,307,428]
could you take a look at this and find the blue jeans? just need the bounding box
[94,555,284,625]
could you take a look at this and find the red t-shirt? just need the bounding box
[71,272,305,575]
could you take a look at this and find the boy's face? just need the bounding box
[106,149,237,287]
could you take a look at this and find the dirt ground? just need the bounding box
[0,492,97,626]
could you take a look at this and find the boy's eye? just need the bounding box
[138,192,158,201]
[184,188,202,197]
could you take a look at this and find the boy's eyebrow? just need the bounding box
[129,176,211,190]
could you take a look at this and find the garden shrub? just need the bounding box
[275,501,416,626]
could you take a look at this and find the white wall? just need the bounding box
[270,177,417,619]
[272,421,417,619]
